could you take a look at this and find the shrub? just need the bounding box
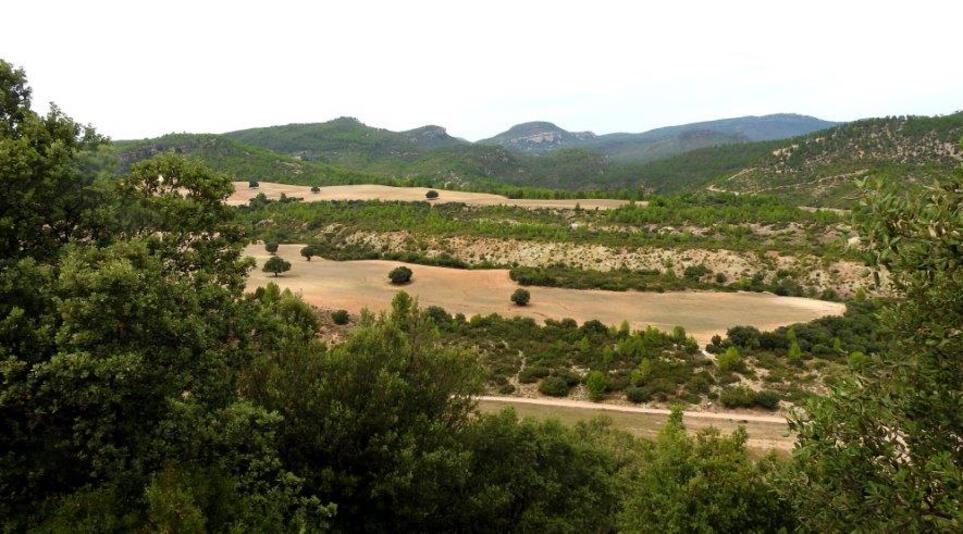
[625,386,649,403]
[248,180,259,188]
[265,241,279,255]
[753,390,781,410]
[717,346,744,373]
[585,371,609,401]
[848,350,870,369]
[788,340,805,366]
[262,256,291,277]
[538,376,570,397]
[555,369,581,387]
[331,309,350,325]
[719,386,755,408]
[727,326,761,349]
[497,383,516,394]
[388,266,413,284]
[311,185,321,193]
[425,190,439,199]
[300,245,318,261]
[518,367,550,384]
[715,272,728,284]
[511,288,531,306]
[683,265,710,281]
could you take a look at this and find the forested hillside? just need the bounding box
[708,112,963,206]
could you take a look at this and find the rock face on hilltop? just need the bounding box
[402,125,465,149]
[478,122,597,153]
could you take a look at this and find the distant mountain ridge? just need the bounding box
[112,111,962,207]
[477,114,839,161]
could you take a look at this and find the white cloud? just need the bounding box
[4,0,961,140]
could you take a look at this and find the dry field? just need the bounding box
[246,244,845,344]
[476,396,794,452]
[229,181,632,210]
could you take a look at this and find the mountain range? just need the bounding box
[112,111,963,206]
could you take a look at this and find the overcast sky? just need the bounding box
[4,0,961,141]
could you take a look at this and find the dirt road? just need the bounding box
[476,396,794,451]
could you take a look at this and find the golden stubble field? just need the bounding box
[229,181,634,210]
[246,244,845,345]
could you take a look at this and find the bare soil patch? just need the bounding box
[230,182,632,210]
[247,244,845,344]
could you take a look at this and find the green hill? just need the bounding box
[111,133,387,186]
[705,113,963,206]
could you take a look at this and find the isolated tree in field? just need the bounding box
[425,190,439,200]
[388,266,413,284]
[263,256,291,277]
[300,245,318,261]
[265,241,279,255]
[511,288,530,306]
[311,185,320,193]
[249,180,259,188]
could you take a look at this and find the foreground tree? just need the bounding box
[620,409,794,532]
[787,164,963,531]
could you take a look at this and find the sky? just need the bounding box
[3,0,961,141]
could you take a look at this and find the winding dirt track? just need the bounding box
[246,244,845,345]
[229,181,633,210]
[476,395,787,423]
[476,396,794,451]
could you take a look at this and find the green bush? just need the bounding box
[425,190,439,199]
[585,370,609,401]
[753,390,781,410]
[625,386,649,403]
[518,367,550,384]
[717,346,744,373]
[388,266,413,284]
[248,180,259,188]
[265,241,279,254]
[511,288,531,306]
[538,376,571,397]
[331,309,350,325]
[311,185,321,193]
[719,386,755,408]
[683,265,710,281]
